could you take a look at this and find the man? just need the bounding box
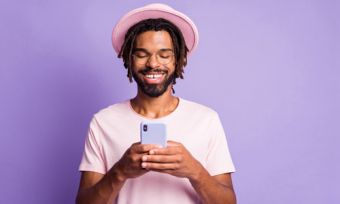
[76,3,236,204]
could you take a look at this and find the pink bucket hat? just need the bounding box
[112,3,199,55]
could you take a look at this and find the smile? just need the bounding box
[145,74,164,79]
[142,72,166,84]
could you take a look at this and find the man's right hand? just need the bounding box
[76,142,161,204]
[109,142,161,182]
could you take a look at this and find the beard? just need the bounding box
[132,67,175,97]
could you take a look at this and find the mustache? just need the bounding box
[139,67,168,75]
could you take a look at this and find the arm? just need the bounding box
[190,171,236,204]
[76,143,159,204]
[141,141,236,204]
[75,166,125,204]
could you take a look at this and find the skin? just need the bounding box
[76,31,236,204]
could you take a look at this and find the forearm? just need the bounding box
[189,169,236,204]
[76,169,125,204]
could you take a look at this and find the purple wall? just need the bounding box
[1,0,339,203]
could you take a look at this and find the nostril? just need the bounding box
[146,61,161,69]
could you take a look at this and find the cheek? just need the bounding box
[131,64,143,73]
[131,58,142,68]
[169,63,176,73]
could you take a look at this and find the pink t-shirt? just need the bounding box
[79,98,235,204]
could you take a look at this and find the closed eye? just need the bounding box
[134,51,149,58]
[158,51,174,59]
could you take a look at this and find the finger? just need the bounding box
[132,144,162,153]
[149,146,181,155]
[166,140,181,147]
[141,155,182,163]
[131,142,141,145]
[141,162,180,170]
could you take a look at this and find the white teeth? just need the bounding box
[145,74,162,79]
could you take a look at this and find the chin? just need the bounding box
[132,69,176,97]
[140,83,170,97]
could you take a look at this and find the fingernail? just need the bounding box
[141,162,147,168]
[149,150,154,155]
[142,155,147,161]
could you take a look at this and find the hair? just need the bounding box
[118,18,189,85]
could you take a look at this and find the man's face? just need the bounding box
[131,30,176,97]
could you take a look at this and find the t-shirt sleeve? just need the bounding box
[78,116,106,174]
[206,112,236,176]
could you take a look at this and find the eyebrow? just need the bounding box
[133,48,174,53]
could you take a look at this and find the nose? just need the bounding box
[145,53,161,68]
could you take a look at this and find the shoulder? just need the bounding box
[92,100,131,122]
[179,98,219,118]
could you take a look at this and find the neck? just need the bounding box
[130,85,179,119]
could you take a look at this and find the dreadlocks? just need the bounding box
[118,18,188,86]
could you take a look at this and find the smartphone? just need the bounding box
[140,122,167,147]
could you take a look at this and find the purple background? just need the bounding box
[1,0,339,203]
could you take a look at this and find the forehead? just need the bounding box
[134,30,173,51]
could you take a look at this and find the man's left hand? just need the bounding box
[141,140,203,180]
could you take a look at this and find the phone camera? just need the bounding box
[143,124,148,132]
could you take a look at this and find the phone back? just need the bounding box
[140,122,167,147]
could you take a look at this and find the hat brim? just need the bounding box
[112,4,199,55]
